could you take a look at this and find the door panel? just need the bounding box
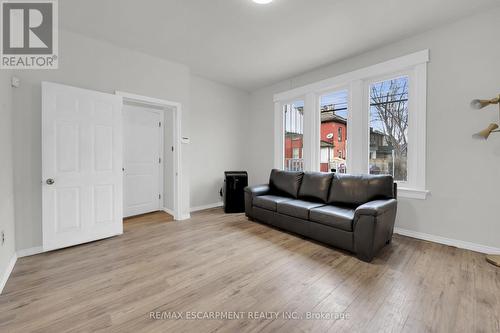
[123,105,161,217]
[42,82,123,251]
[94,125,113,171]
[94,185,114,223]
[56,122,80,172]
[55,187,81,232]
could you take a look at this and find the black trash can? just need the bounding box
[221,171,248,213]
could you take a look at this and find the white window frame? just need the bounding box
[275,98,307,170]
[274,50,429,199]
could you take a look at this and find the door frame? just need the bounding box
[122,104,165,218]
[116,91,183,220]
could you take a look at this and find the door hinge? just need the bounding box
[159,121,162,127]
[171,146,174,152]
[159,157,161,164]
[159,194,161,199]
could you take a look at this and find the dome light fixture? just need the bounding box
[253,0,273,4]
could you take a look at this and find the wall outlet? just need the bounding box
[1,231,4,245]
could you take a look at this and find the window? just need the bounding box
[369,76,409,181]
[284,100,304,171]
[274,50,428,199]
[320,90,348,173]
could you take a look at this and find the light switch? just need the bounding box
[11,76,20,88]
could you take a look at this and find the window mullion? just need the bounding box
[303,93,318,172]
[349,80,367,174]
[274,101,284,169]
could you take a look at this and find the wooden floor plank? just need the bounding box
[0,209,498,333]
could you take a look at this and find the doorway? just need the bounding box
[123,104,163,217]
[117,91,182,221]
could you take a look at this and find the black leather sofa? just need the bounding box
[244,169,398,262]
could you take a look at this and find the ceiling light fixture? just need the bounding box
[253,0,273,4]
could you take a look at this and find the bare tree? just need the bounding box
[370,79,408,180]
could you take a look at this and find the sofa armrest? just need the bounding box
[244,184,271,197]
[355,199,397,217]
[353,199,398,262]
[244,184,271,219]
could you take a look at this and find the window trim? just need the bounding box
[276,98,306,170]
[365,71,411,186]
[274,50,429,200]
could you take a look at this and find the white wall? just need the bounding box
[189,75,250,208]
[0,70,16,291]
[247,8,500,250]
[12,30,190,251]
[11,30,249,252]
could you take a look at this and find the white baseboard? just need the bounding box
[394,227,500,255]
[0,253,17,294]
[190,202,223,213]
[17,246,44,258]
[162,207,175,216]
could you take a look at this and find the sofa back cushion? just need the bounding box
[269,169,304,198]
[298,172,333,203]
[328,174,394,206]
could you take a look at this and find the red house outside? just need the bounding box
[284,103,347,172]
[319,112,347,172]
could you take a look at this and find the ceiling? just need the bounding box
[60,0,500,91]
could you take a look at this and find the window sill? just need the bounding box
[398,187,430,200]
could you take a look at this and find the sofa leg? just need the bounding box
[357,254,374,263]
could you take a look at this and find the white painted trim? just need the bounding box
[116,91,182,110]
[394,227,500,255]
[0,253,17,294]
[16,246,44,258]
[274,49,429,102]
[163,207,175,217]
[303,93,316,172]
[398,188,430,200]
[190,202,223,213]
[273,50,430,196]
[116,91,184,221]
[274,102,284,169]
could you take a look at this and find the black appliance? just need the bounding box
[221,171,248,213]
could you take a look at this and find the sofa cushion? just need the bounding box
[309,206,355,232]
[269,169,304,198]
[277,200,325,220]
[328,174,394,206]
[253,195,292,212]
[298,172,333,203]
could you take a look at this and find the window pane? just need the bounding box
[320,90,348,173]
[369,76,408,181]
[284,100,304,171]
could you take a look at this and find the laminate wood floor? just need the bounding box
[0,209,499,333]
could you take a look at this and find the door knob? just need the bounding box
[46,178,55,185]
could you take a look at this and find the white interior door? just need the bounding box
[123,104,162,217]
[42,82,123,252]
